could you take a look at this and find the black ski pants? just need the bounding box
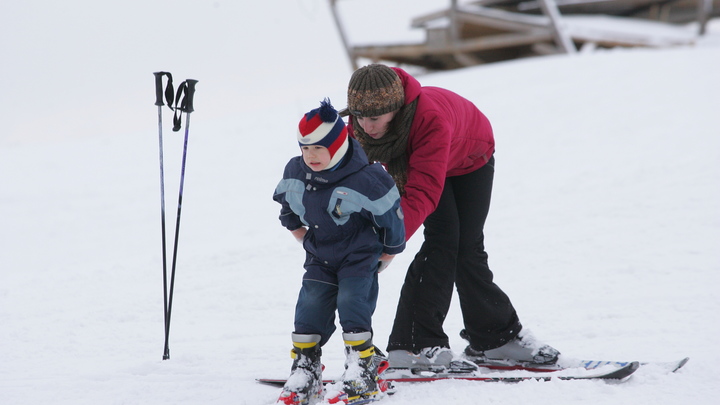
[387,156,522,352]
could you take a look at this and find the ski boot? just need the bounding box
[461,328,560,365]
[277,333,323,405]
[387,346,454,370]
[330,331,383,404]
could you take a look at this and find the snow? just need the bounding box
[1,1,719,404]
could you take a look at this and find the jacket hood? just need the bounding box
[391,67,422,106]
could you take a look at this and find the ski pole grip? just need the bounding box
[183,79,198,113]
[153,72,165,106]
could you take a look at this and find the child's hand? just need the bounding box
[378,253,395,273]
[290,227,307,243]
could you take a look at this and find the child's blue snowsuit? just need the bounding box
[273,138,405,346]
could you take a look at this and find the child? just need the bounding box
[273,99,405,404]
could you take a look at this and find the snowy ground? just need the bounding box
[1,1,719,404]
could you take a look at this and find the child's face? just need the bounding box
[301,145,332,171]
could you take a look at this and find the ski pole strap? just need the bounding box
[153,71,175,107]
[172,79,198,132]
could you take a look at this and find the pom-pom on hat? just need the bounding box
[347,64,405,118]
[297,99,349,169]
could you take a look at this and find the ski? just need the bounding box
[323,389,389,405]
[327,397,381,405]
[258,379,394,389]
[381,360,639,382]
[258,379,336,388]
[257,360,639,387]
[581,357,689,373]
[331,396,382,405]
[264,380,393,405]
[466,356,689,373]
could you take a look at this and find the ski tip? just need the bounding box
[673,357,690,372]
[256,378,286,387]
[598,361,640,380]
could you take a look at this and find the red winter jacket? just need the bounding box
[350,67,495,240]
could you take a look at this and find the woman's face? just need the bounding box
[356,111,396,139]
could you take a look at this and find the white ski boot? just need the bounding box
[387,346,454,370]
[462,328,560,365]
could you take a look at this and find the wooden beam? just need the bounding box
[455,11,548,32]
[698,0,713,35]
[411,9,451,28]
[414,5,552,31]
[351,30,553,59]
[328,0,358,70]
[451,30,555,52]
[537,0,577,53]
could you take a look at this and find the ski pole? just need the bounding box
[153,71,175,360]
[162,79,198,361]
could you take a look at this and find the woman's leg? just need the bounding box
[387,179,460,352]
[453,157,522,350]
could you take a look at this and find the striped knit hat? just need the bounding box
[297,99,349,169]
[347,64,405,118]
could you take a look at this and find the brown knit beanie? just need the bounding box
[347,64,405,117]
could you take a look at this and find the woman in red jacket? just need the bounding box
[344,64,559,369]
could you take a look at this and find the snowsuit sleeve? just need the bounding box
[364,170,406,255]
[273,159,306,231]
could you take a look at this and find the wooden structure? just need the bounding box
[330,0,717,70]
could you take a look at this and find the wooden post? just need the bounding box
[448,0,475,66]
[698,0,712,36]
[449,0,459,45]
[537,0,576,54]
[328,0,358,70]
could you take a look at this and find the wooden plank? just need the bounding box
[411,9,453,28]
[563,16,696,47]
[454,30,555,51]
[413,5,551,31]
[455,10,547,32]
[352,30,553,58]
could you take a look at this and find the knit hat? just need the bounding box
[347,64,405,118]
[297,99,349,169]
